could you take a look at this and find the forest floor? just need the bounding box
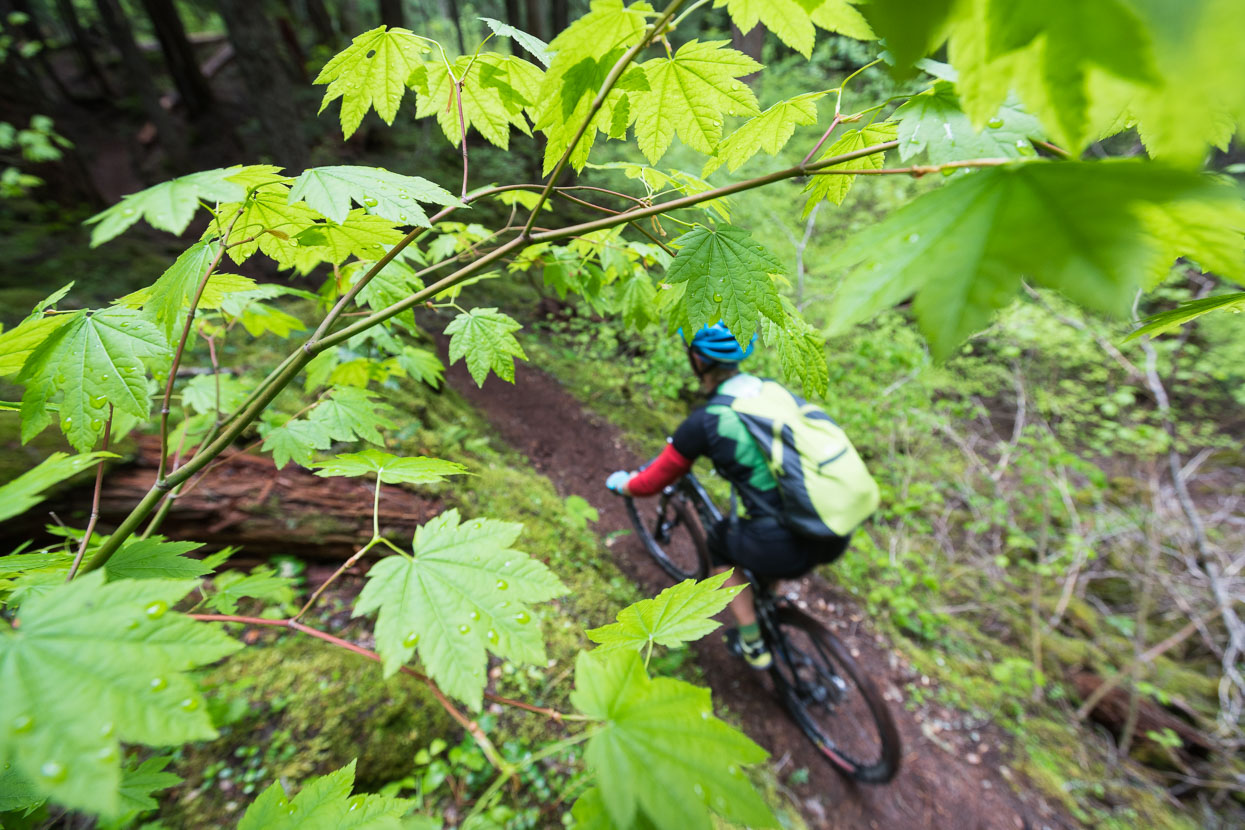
[436,343,1077,830]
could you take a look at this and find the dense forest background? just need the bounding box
[1,1,1243,829]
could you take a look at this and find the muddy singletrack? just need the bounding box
[439,347,1076,830]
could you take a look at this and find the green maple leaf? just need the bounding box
[1120,0,1245,166]
[290,166,462,226]
[118,272,258,316]
[802,121,897,214]
[261,418,333,469]
[761,310,829,399]
[84,168,248,247]
[0,314,73,378]
[0,451,116,523]
[311,448,467,485]
[0,572,240,815]
[983,0,1160,150]
[827,161,1239,359]
[893,82,1043,164]
[294,210,405,266]
[586,572,742,653]
[17,307,171,451]
[1127,292,1245,340]
[104,538,211,581]
[480,16,552,67]
[572,650,775,830]
[180,373,251,416]
[445,307,528,386]
[0,763,44,815]
[348,259,424,318]
[633,40,761,164]
[116,756,180,817]
[704,94,821,175]
[411,53,543,151]
[663,225,785,341]
[618,274,657,331]
[858,0,960,71]
[136,240,220,340]
[203,566,296,615]
[314,26,430,138]
[209,189,325,268]
[353,509,568,709]
[308,387,397,445]
[715,0,873,57]
[238,761,411,830]
[396,346,444,389]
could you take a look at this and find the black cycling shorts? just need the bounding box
[706,516,848,579]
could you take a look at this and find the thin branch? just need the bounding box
[807,157,1011,176]
[66,405,112,581]
[157,214,241,484]
[521,0,688,236]
[801,114,842,167]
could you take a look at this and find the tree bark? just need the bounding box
[549,0,569,38]
[523,0,548,41]
[138,0,214,116]
[215,0,308,169]
[446,0,467,54]
[378,0,403,29]
[731,22,764,85]
[53,0,113,95]
[93,0,180,156]
[302,0,337,47]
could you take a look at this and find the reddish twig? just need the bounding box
[67,404,113,581]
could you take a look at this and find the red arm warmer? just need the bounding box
[627,443,694,497]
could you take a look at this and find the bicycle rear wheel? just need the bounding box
[769,607,901,783]
[624,490,710,582]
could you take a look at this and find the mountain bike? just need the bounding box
[624,472,902,783]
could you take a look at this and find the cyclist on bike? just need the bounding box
[605,322,854,670]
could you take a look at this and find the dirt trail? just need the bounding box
[439,349,1075,830]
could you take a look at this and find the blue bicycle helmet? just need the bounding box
[684,322,756,364]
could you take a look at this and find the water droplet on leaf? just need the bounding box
[40,761,66,782]
[402,631,420,648]
[712,293,723,303]
[486,629,499,644]
[90,418,103,431]
[1015,140,1036,156]
[495,579,508,590]
[100,722,114,737]
[145,600,168,619]
[179,698,200,712]
[96,745,118,762]
[458,624,471,635]
[469,610,480,622]
[514,611,531,624]
[986,116,1005,129]
[906,233,920,243]
[89,394,107,409]
[149,677,168,692]
[12,715,34,734]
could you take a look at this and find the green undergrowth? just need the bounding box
[515,289,1242,828]
[146,302,803,828]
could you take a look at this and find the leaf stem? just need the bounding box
[66,404,112,581]
[800,114,843,167]
[520,0,688,236]
[292,536,379,622]
[157,215,240,485]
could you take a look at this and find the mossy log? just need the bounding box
[1071,671,1213,770]
[12,435,442,559]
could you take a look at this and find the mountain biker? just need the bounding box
[605,322,853,670]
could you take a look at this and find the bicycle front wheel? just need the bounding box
[770,607,901,783]
[624,491,710,582]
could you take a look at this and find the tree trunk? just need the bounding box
[549,0,569,38]
[731,22,764,85]
[139,0,214,115]
[336,0,357,42]
[523,0,547,41]
[446,0,466,54]
[93,0,180,158]
[504,0,521,31]
[2,0,73,101]
[302,0,337,47]
[378,0,403,29]
[53,0,113,95]
[215,0,308,170]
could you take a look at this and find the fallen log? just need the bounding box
[9,435,441,561]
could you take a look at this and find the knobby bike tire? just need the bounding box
[770,606,901,783]
[624,490,710,582]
